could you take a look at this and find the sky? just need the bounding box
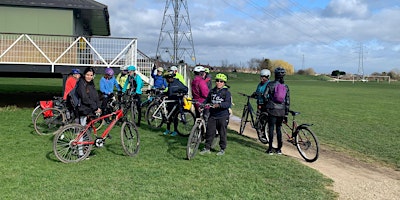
[96,0,400,75]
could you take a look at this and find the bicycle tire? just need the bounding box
[176,109,195,137]
[31,105,41,124]
[295,127,319,162]
[53,124,92,163]
[145,102,164,129]
[130,101,139,125]
[186,121,203,160]
[34,107,66,135]
[120,121,140,157]
[239,106,249,135]
[258,113,269,144]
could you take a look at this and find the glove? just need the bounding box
[251,92,257,98]
[283,116,288,123]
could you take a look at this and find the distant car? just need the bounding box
[361,79,368,82]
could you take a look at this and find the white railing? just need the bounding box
[0,33,153,83]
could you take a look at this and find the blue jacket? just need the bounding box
[254,80,269,105]
[151,68,167,89]
[99,76,121,96]
[122,74,143,95]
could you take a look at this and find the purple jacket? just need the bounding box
[191,75,209,104]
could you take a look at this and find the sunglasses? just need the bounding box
[215,79,225,83]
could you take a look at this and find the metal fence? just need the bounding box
[0,33,153,83]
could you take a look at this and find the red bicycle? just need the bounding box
[53,101,140,163]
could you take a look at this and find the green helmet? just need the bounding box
[163,70,175,78]
[215,73,227,82]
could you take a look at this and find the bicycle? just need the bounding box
[33,97,105,135]
[53,101,140,163]
[238,93,268,144]
[186,102,219,160]
[139,88,163,120]
[264,110,319,162]
[145,94,195,137]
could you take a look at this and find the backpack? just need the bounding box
[273,83,287,103]
[67,82,81,109]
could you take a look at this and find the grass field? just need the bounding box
[0,73,398,199]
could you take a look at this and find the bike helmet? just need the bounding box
[120,65,128,71]
[71,68,80,74]
[260,69,271,77]
[157,67,164,72]
[215,73,227,82]
[163,70,175,78]
[204,68,210,73]
[105,68,114,76]
[170,66,178,71]
[127,65,136,71]
[194,66,205,72]
[274,67,286,78]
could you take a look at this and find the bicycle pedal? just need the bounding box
[107,134,112,139]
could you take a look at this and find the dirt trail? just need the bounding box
[228,115,400,200]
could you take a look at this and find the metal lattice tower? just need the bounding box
[357,43,365,78]
[156,0,196,65]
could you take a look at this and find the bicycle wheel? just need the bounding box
[186,121,203,160]
[31,105,41,124]
[146,102,164,129]
[34,107,66,135]
[53,124,92,163]
[131,102,139,125]
[121,121,140,156]
[295,127,319,162]
[176,109,195,137]
[258,113,269,144]
[239,106,249,135]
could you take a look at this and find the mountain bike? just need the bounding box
[139,88,163,120]
[186,102,219,160]
[145,94,195,136]
[263,110,319,162]
[53,101,140,163]
[238,93,269,144]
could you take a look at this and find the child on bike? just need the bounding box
[163,70,188,136]
[122,65,144,126]
[100,67,121,120]
[264,67,290,155]
[200,73,232,156]
[251,69,271,141]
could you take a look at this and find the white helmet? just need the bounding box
[170,66,178,71]
[260,69,271,77]
[194,66,205,72]
[120,65,128,70]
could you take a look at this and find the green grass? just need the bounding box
[0,107,335,199]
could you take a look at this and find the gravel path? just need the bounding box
[228,115,400,200]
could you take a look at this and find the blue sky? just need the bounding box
[96,0,400,75]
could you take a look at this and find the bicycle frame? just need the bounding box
[72,109,124,145]
[151,97,179,121]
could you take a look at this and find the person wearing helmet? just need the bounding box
[99,67,121,118]
[151,65,167,89]
[204,67,212,90]
[200,73,231,156]
[63,68,81,100]
[191,66,209,118]
[250,68,271,142]
[170,65,186,85]
[264,67,290,155]
[122,65,144,126]
[116,66,129,101]
[162,70,188,136]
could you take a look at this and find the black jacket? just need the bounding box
[264,80,290,117]
[205,87,232,118]
[76,78,101,116]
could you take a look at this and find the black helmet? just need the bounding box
[274,67,286,78]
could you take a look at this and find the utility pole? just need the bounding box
[357,43,365,79]
[156,0,196,65]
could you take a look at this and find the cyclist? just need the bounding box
[251,69,271,140]
[63,68,81,100]
[99,67,121,119]
[200,73,232,156]
[122,65,144,126]
[151,66,167,89]
[191,65,209,118]
[170,65,186,85]
[163,70,188,136]
[264,67,290,155]
[116,66,129,101]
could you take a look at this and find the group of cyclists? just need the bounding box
[61,64,289,156]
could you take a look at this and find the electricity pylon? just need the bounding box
[156,0,196,65]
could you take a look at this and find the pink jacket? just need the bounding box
[191,75,209,104]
